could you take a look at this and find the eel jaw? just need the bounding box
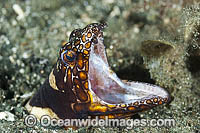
[87,35,171,114]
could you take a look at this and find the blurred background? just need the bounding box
[0,0,199,132]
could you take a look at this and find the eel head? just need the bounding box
[26,22,171,120]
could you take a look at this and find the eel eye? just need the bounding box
[61,50,76,65]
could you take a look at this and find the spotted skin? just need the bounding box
[26,22,171,126]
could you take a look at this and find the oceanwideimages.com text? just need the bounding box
[24,114,175,129]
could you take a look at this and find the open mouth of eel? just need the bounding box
[86,26,170,116]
